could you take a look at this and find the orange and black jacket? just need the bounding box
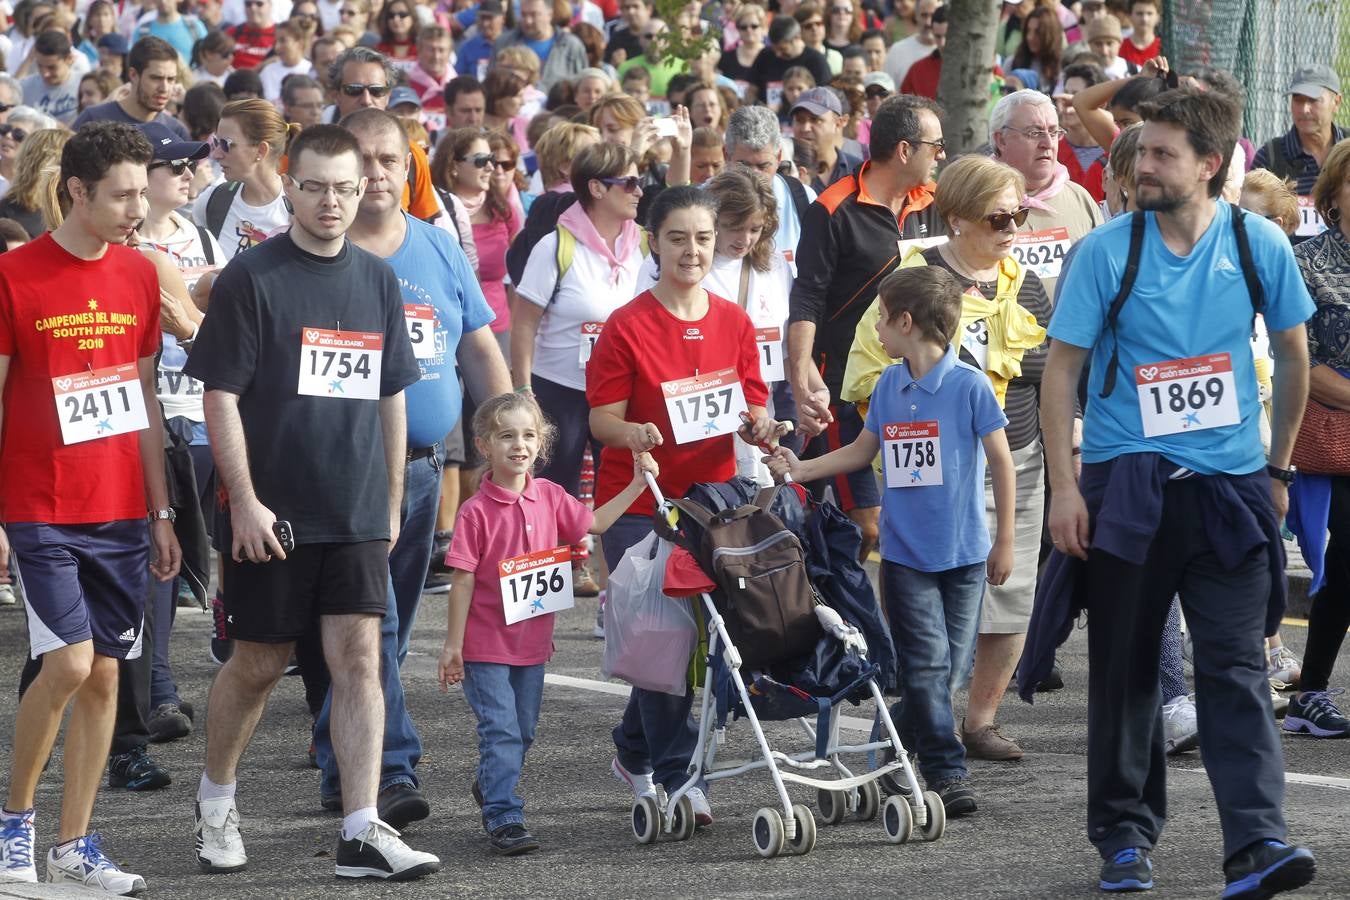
[788,162,944,397]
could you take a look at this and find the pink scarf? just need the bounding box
[558,202,641,285]
[1022,163,1071,211]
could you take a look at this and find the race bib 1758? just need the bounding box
[882,421,943,488]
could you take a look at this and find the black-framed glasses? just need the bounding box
[209,133,235,153]
[599,175,641,193]
[341,82,390,98]
[457,152,493,168]
[492,158,514,171]
[0,124,27,142]
[150,159,198,176]
[910,137,946,152]
[386,8,411,17]
[984,207,1030,231]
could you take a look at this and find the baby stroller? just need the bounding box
[627,472,947,858]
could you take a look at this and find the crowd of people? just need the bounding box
[0,0,1344,895]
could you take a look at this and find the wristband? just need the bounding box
[514,384,533,395]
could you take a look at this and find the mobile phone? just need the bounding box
[272,520,296,554]
[653,117,679,139]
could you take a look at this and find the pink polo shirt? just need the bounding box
[445,472,594,665]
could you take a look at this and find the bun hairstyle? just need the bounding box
[220,98,303,162]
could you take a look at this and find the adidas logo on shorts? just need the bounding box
[118,627,137,642]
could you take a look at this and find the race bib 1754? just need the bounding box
[298,328,384,400]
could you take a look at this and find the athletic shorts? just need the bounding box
[219,540,390,643]
[802,401,880,511]
[9,521,149,660]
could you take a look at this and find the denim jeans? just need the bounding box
[462,661,544,832]
[880,560,984,785]
[314,448,441,795]
[603,514,706,794]
[149,578,179,708]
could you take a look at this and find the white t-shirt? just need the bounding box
[883,35,933,92]
[191,180,292,262]
[516,230,643,391]
[259,58,314,102]
[21,68,83,125]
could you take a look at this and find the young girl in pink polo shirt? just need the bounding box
[438,391,656,856]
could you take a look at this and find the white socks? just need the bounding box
[198,774,236,802]
[342,807,379,841]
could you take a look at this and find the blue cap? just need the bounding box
[1010,68,1041,91]
[388,85,422,109]
[97,33,129,55]
[136,121,210,162]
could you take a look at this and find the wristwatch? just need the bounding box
[148,508,177,523]
[1266,464,1297,485]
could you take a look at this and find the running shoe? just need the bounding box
[335,819,440,880]
[1283,689,1350,738]
[489,823,540,856]
[931,776,977,817]
[685,787,713,827]
[0,807,36,883]
[592,590,606,639]
[1162,695,1199,755]
[46,832,145,895]
[1267,645,1302,689]
[610,757,656,799]
[1099,847,1154,892]
[1221,839,1315,899]
[0,584,16,606]
[194,797,247,873]
[108,746,171,791]
[147,703,192,743]
[1269,681,1290,718]
[573,562,601,598]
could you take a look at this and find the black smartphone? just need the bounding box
[272,520,296,554]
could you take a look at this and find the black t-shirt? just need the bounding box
[604,25,641,65]
[748,46,833,103]
[184,232,420,545]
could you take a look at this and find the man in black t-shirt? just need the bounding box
[183,125,440,883]
[749,17,834,108]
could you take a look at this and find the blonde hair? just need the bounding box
[934,155,1026,227]
[588,92,645,130]
[704,167,778,272]
[495,45,541,81]
[220,98,303,163]
[534,122,600,188]
[1241,169,1299,237]
[14,129,71,217]
[471,392,557,474]
[1107,121,1144,191]
[1312,138,1350,228]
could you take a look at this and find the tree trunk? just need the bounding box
[936,0,1003,156]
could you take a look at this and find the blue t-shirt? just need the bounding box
[523,34,555,64]
[1049,203,1314,475]
[139,17,207,63]
[863,344,1008,572]
[388,214,495,448]
[454,35,495,78]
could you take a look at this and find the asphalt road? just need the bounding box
[1,570,1348,900]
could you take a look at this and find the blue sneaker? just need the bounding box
[0,807,36,883]
[1222,840,1315,900]
[1100,847,1154,892]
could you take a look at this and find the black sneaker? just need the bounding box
[1282,690,1350,738]
[335,819,440,881]
[471,779,483,808]
[1222,840,1315,899]
[1100,847,1154,892]
[489,823,540,856]
[424,531,454,594]
[1036,664,1065,693]
[931,776,977,817]
[108,746,171,791]
[320,791,343,812]
[377,784,430,832]
[147,702,192,743]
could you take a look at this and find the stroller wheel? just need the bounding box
[853,780,880,822]
[919,790,946,842]
[785,804,817,855]
[751,807,785,858]
[882,795,913,844]
[815,788,847,826]
[670,794,695,842]
[632,795,661,845]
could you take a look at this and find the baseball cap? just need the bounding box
[478,0,504,15]
[97,33,129,55]
[862,71,895,94]
[791,86,843,118]
[388,85,422,109]
[136,121,209,162]
[1288,64,1341,98]
[1085,16,1122,41]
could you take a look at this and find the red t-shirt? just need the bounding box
[1119,34,1160,67]
[586,290,769,518]
[0,235,160,524]
[900,51,941,100]
[228,23,276,69]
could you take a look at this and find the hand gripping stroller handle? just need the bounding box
[739,411,795,485]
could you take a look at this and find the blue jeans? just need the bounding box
[603,514,706,794]
[149,577,179,708]
[314,448,441,795]
[880,560,984,785]
[462,661,544,832]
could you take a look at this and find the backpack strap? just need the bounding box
[1263,136,1291,181]
[751,484,782,513]
[205,181,242,240]
[1229,201,1266,323]
[781,172,810,225]
[669,496,714,529]
[195,225,215,266]
[1097,211,1147,398]
[550,225,575,304]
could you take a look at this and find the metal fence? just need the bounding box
[1162,0,1350,148]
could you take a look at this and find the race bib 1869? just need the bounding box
[882,421,943,488]
[1011,227,1071,280]
[498,546,573,625]
[662,368,749,445]
[298,328,384,400]
[755,327,784,382]
[1135,352,1240,438]
[403,304,436,360]
[52,363,149,445]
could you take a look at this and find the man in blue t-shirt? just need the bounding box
[1043,88,1318,898]
[313,108,510,830]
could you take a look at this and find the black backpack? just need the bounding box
[505,190,578,285]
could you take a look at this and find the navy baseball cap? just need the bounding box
[136,121,209,162]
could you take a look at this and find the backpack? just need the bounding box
[659,485,822,670]
[204,181,243,241]
[505,190,577,284]
[1097,203,1266,398]
[1259,136,1294,182]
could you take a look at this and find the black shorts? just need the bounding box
[802,401,880,511]
[219,541,390,643]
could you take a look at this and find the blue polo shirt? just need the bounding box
[863,344,1008,572]
[387,214,495,448]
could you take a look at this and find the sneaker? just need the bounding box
[1269,682,1290,719]
[959,720,1024,761]
[1221,839,1316,899]
[147,703,192,743]
[335,819,441,880]
[470,778,483,809]
[320,791,343,812]
[422,569,453,594]
[573,563,601,598]
[195,797,247,873]
[423,532,454,594]
[1283,689,1350,738]
[592,590,606,639]
[0,584,15,606]
[179,699,195,722]
[1267,646,1302,689]
[0,808,36,883]
[610,757,656,799]
[489,823,540,856]
[1162,695,1200,755]
[685,787,713,828]
[1035,664,1064,693]
[108,746,171,791]
[1099,847,1154,892]
[46,833,145,895]
[176,581,202,609]
[931,776,977,817]
[377,783,430,832]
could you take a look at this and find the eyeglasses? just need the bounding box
[341,82,390,97]
[209,133,236,153]
[244,1,266,8]
[736,20,761,29]
[984,207,1031,231]
[599,175,642,193]
[1002,126,1068,142]
[150,159,198,176]
[291,12,316,21]
[0,103,14,114]
[492,158,514,171]
[910,137,946,152]
[802,19,824,28]
[338,6,359,15]
[831,5,852,12]
[0,124,27,142]
[286,175,362,198]
[386,8,411,17]
[457,152,493,168]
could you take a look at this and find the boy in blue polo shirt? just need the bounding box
[768,266,1015,816]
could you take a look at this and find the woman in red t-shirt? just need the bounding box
[375,0,418,67]
[586,185,784,824]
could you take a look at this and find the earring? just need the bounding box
[283,196,294,214]
[952,228,961,236]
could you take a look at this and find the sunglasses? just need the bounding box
[599,175,641,193]
[736,20,761,28]
[0,103,13,114]
[341,82,390,97]
[492,158,514,171]
[387,8,411,17]
[209,133,236,153]
[802,19,824,27]
[0,124,27,142]
[984,207,1031,231]
[457,152,493,168]
[244,1,266,7]
[150,159,198,176]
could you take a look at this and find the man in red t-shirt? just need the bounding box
[1119,0,1162,68]
[0,123,180,892]
[228,0,278,69]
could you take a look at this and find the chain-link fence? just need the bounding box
[1162,0,1350,148]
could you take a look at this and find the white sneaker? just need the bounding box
[335,818,440,881]
[1270,681,1291,718]
[0,808,36,883]
[592,591,606,639]
[0,584,15,606]
[46,833,145,895]
[1268,645,1302,687]
[1163,695,1199,755]
[195,797,247,872]
[685,787,713,827]
[610,757,656,798]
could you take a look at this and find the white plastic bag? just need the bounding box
[602,532,697,696]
